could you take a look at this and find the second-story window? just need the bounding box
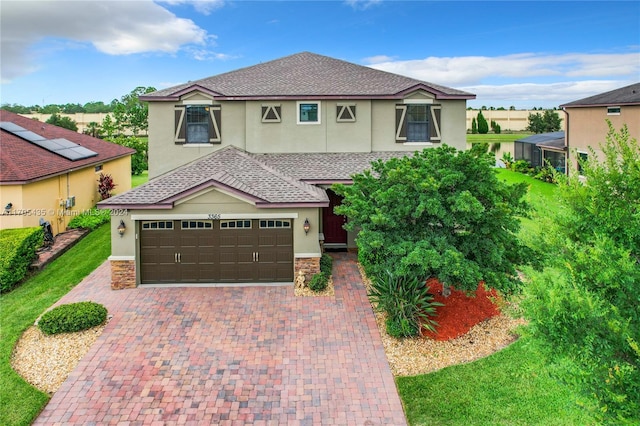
[186,106,209,143]
[297,101,321,124]
[395,103,441,143]
[174,104,221,144]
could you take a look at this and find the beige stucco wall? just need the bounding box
[564,105,640,172]
[466,110,566,132]
[371,97,468,152]
[18,112,122,135]
[0,156,131,235]
[109,187,322,261]
[148,96,247,178]
[147,90,470,176]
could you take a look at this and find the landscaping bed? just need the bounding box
[359,264,527,377]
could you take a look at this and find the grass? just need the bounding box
[467,132,532,144]
[398,338,595,426]
[396,169,594,425]
[131,170,148,187]
[0,224,111,426]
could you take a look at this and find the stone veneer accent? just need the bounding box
[295,257,320,281]
[111,260,136,290]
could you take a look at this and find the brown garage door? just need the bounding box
[140,219,293,284]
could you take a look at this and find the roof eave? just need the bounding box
[560,101,640,108]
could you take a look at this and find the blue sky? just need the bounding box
[1,0,639,109]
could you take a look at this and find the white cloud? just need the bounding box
[344,0,382,10]
[0,0,211,82]
[367,52,640,86]
[159,0,225,16]
[367,51,640,107]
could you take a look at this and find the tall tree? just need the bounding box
[334,145,533,295]
[523,122,640,422]
[111,86,156,136]
[476,110,489,134]
[527,110,562,133]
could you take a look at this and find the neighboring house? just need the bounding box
[560,82,640,175]
[98,52,475,289]
[514,131,566,172]
[0,110,134,235]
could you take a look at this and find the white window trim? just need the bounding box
[132,213,299,220]
[607,106,621,115]
[297,101,321,125]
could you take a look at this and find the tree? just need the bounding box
[111,86,156,136]
[46,113,78,132]
[476,111,489,134]
[110,135,148,175]
[84,122,103,138]
[526,109,562,133]
[523,122,640,422]
[334,145,533,295]
[471,117,478,134]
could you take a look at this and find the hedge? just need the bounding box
[0,227,44,293]
[38,301,108,335]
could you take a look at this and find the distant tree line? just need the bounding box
[4,87,156,175]
[2,101,115,114]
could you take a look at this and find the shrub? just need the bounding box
[67,208,111,230]
[308,272,329,292]
[319,253,333,276]
[369,270,442,338]
[97,173,116,200]
[38,301,108,335]
[0,227,44,293]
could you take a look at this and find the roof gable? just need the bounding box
[142,52,475,101]
[99,145,329,209]
[560,82,640,107]
[0,110,135,184]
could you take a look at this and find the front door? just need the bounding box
[322,189,347,246]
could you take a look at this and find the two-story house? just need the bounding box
[99,52,475,289]
[560,82,640,175]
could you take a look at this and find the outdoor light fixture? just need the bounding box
[117,220,126,237]
[303,218,311,234]
[4,203,12,214]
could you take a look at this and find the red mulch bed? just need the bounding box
[422,278,501,341]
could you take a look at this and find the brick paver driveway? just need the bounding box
[35,252,407,425]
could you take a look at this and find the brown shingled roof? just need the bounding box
[0,110,135,184]
[142,52,475,101]
[99,146,330,209]
[560,82,640,107]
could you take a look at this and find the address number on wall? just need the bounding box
[207,213,221,219]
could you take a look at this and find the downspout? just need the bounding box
[563,107,570,177]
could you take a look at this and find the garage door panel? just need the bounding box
[140,219,293,284]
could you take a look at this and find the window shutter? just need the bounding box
[429,105,442,142]
[174,106,186,144]
[395,104,407,142]
[208,105,221,143]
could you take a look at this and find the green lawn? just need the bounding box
[467,132,532,144]
[398,339,595,426]
[0,225,111,426]
[131,170,148,187]
[396,169,594,425]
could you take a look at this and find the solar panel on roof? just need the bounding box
[48,138,79,148]
[0,122,98,161]
[14,130,47,142]
[0,122,25,132]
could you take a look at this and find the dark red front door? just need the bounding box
[322,189,347,245]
